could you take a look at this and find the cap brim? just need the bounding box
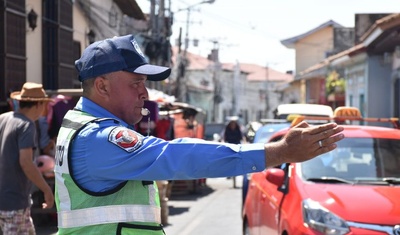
[130,64,171,81]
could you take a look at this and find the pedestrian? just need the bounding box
[223,118,245,144]
[223,118,246,188]
[35,105,55,157]
[54,34,344,234]
[0,82,55,234]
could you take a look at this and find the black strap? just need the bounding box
[116,223,164,234]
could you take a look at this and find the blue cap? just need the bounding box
[75,34,171,81]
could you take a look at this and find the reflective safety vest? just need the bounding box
[55,110,164,235]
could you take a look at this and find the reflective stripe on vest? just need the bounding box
[58,204,161,228]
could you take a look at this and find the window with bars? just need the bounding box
[0,0,75,112]
[43,0,75,90]
[0,0,26,110]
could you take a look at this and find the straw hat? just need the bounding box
[10,82,52,102]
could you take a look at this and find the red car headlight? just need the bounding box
[302,199,350,235]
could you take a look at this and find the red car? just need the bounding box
[242,107,400,235]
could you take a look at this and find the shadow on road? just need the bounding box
[169,184,215,201]
[167,184,215,217]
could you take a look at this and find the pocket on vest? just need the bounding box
[117,223,165,235]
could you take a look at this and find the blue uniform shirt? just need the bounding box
[71,97,266,192]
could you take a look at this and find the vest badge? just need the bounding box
[109,127,142,152]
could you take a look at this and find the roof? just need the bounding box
[222,63,294,82]
[113,0,146,20]
[171,47,213,70]
[281,20,343,49]
[298,43,366,77]
[171,47,293,83]
[360,13,400,51]
[298,13,400,77]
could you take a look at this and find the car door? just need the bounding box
[256,164,287,235]
[257,135,287,234]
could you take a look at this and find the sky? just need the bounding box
[136,0,400,73]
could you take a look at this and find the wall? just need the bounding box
[186,69,214,121]
[282,80,301,104]
[333,27,354,54]
[217,68,252,123]
[73,3,90,52]
[26,0,42,84]
[82,0,120,39]
[367,55,392,118]
[245,80,267,120]
[343,58,366,113]
[218,70,235,122]
[295,27,333,74]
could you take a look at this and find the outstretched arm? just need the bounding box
[264,122,344,168]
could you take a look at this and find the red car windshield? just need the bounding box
[301,137,400,182]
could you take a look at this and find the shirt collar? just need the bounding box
[75,97,129,127]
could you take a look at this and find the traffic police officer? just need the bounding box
[54,35,344,234]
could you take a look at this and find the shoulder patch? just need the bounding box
[108,127,143,152]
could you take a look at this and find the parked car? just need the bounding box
[244,121,263,143]
[204,123,225,141]
[242,122,291,205]
[242,103,335,206]
[243,107,400,235]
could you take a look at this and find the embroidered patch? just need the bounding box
[109,127,142,152]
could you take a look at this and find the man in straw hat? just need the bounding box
[0,82,54,234]
[54,34,344,234]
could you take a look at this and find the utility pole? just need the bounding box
[265,64,270,118]
[150,0,156,38]
[210,40,221,122]
[207,38,237,122]
[232,61,240,117]
[174,0,215,102]
[175,27,187,102]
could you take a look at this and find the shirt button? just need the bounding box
[252,166,256,171]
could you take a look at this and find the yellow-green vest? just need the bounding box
[55,110,164,235]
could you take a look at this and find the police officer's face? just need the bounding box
[105,71,149,125]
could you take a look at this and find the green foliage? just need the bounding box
[326,71,345,95]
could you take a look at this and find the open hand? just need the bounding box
[265,121,344,167]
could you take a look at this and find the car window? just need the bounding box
[253,124,290,143]
[204,123,225,140]
[300,137,400,181]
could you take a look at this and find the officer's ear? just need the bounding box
[94,76,110,97]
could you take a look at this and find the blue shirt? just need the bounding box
[71,97,266,192]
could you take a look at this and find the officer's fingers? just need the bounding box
[292,121,310,129]
[314,133,345,155]
[308,122,340,135]
[321,132,345,146]
[315,143,337,156]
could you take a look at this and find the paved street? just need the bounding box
[36,176,244,235]
[164,176,243,235]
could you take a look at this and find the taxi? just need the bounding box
[242,107,400,235]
